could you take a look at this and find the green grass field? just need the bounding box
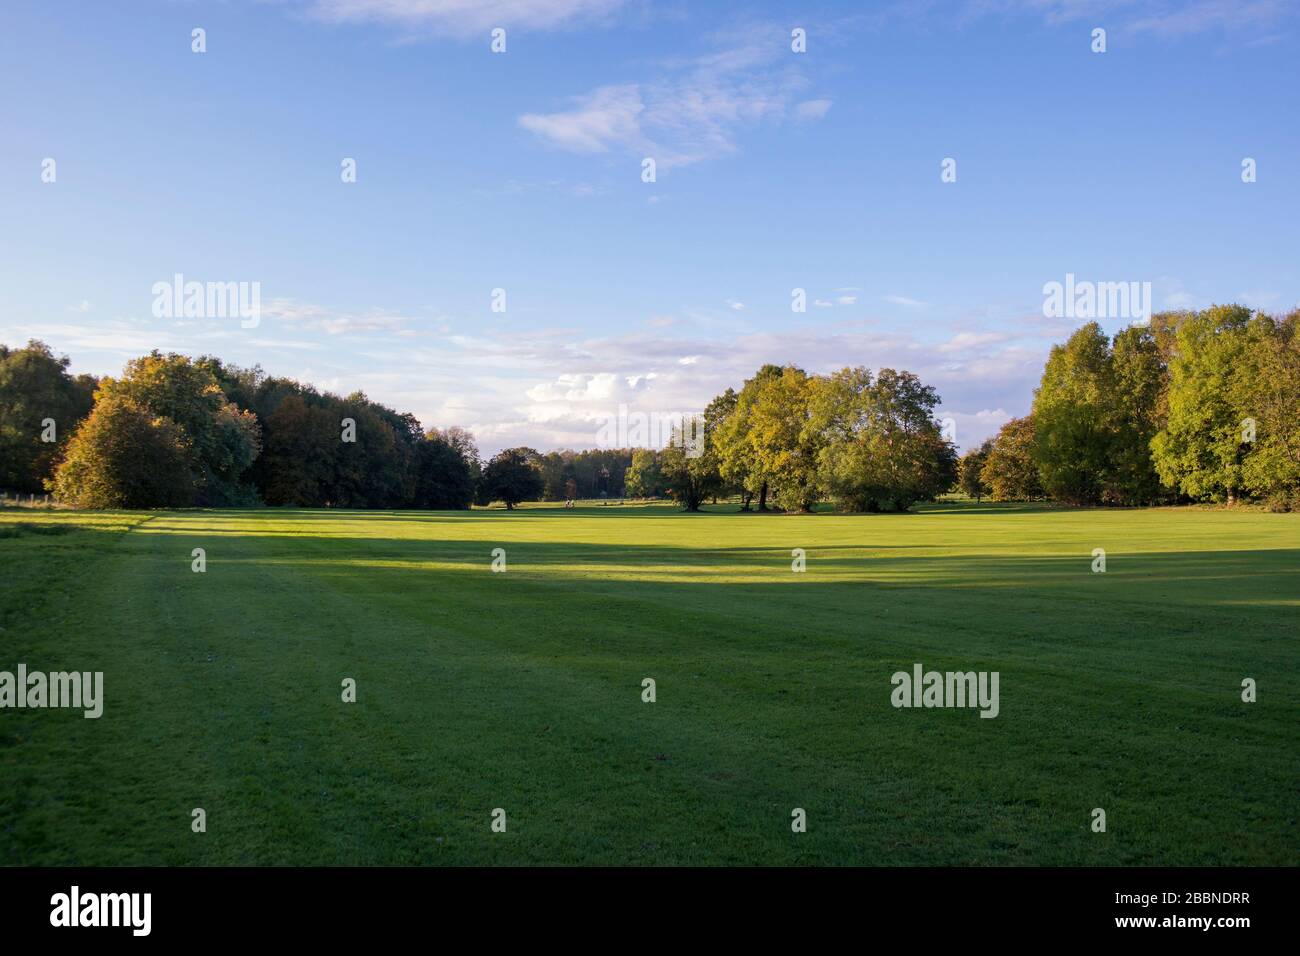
[1,501,1296,865]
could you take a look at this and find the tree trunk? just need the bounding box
[758,482,769,511]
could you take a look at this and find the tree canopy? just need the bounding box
[0,341,95,494]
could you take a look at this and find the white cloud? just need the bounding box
[519,84,644,154]
[526,371,625,403]
[263,298,416,335]
[884,294,928,308]
[937,331,1009,354]
[794,98,832,121]
[308,0,624,36]
[1127,0,1291,36]
[519,28,831,168]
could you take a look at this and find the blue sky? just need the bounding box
[2,0,1297,453]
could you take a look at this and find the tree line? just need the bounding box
[617,304,1299,513]
[0,343,639,510]
[627,363,957,512]
[2,302,1295,512]
[958,305,1299,510]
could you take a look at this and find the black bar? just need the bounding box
[0,866,1287,941]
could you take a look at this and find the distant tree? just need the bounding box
[957,441,993,502]
[536,449,632,499]
[624,448,665,498]
[52,397,194,508]
[538,450,570,501]
[981,416,1042,501]
[811,367,953,512]
[413,427,479,509]
[0,340,96,493]
[660,416,720,512]
[480,447,543,509]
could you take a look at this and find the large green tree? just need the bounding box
[1150,305,1255,502]
[98,351,260,505]
[0,341,96,493]
[480,447,544,509]
[980,416,1042,501]
[1153,305,1300,504]
[660,416,721,512]
[957,441,992,502]
[811,367,953,512]
[714,366,783,510]
[1105,325,1168,504]
[1239,309,1300,504]
[412,428,478,509]
[744,366,820,512]
[624,448,666,498]
[1031,323,1117,505]
[52,397,195,508]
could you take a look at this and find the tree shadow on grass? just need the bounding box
[133,519,1300,614]
[167,500,1088,522]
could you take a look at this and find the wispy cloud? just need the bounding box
[1124,0,1292,36]
[884,294,928,308]
[306,0,625,36]
[938,331,1011,354]
[263,298,421,335]
[950,0,1294,39]
[519,26,831,168]
[794,98,832,121]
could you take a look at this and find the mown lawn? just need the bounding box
[1,501,1296,865]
